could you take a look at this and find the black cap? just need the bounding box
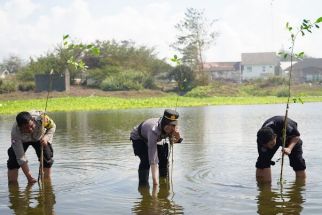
[257,127,275,145]
[162,109,179,125]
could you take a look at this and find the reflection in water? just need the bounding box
[8,181,56,215]
[132,178,184,215]
[256,180,305,215]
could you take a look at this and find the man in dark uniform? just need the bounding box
[256,116,306,182]
[130,109,183,186]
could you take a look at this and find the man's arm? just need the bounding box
[283,136,300,155]
[11,138,37,183]
[21,162,37,183]
[151,164,159,185]
[41,115,56,145]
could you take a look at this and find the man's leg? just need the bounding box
[289,139,306,180]
[32,142,54,180]
[44,168,51,180]
[8,169,19,183]
[256,168,272,183]
[295,170,306,179]
[7,147,21,183]
[256,141,279,183]
[132,140,150,186]
[43,143,54,180]
[158,143,169,177]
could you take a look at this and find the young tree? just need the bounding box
[171,8,218,85]
[278,17,322,183]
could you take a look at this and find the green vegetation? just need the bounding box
[171,8,218,85]
[1,39,172,93]
[0,78,16,93]
[1,75,322,115]
[0,11,321,117]
[186,77,322,97]
[1,94,322,115]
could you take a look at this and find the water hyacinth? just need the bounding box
[1,95,322,115]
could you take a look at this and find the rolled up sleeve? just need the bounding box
[11,138,27,166]
[44,115,56,143]
[147,132,159,165]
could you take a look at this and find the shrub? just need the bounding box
[18,82,35,91]
[100,69,155,91]
[276,88,289,97]
[258,76,286,88]
[185,86,212,97]
[87,66,121,87]
[0,80,16,93]
[16,68,35,81]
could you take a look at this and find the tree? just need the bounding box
[278,17,322,183]
[171,8,218,85]
[1,55,24,73]
[168,64,195,92]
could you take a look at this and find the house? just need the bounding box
[241,52,280,81]
[204,62,241,83]
[284,58,322,83]
[0,69,9,79]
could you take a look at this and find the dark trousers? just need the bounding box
[256,139,306,171]
[7,141,54,169]
[132,139,169,176]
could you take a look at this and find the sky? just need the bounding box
[0,0,322,63]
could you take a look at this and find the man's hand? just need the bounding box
[282,147,292,155]
[21,162,37,184]
[27,176,37,184]
[282,136,299,155]
[171,128,182,143]
[40,136,49,146]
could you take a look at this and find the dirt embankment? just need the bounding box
[0,86,168,101]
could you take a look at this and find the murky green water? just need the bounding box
[1,103,322,214]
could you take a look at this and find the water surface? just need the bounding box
[1,103,322,214]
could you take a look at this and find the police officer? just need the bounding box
[7,111,56,184]
[256,116,306,182]
[130,109,183,186]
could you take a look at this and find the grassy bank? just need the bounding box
[1,95,322,115]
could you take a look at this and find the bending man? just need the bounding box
[256,116,306,182]
[130,109,183,186]
[7,111,56,184]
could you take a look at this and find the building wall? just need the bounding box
[210,70,241,82]
[292,67,322,83]
[242,64,275,80]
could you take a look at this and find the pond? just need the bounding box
[0,102,322,214]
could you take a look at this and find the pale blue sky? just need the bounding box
[1,0,321,63]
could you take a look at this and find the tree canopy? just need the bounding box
[171,8,219,85]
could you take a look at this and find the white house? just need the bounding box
[241,52,280,81]
[0,69,9,79]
